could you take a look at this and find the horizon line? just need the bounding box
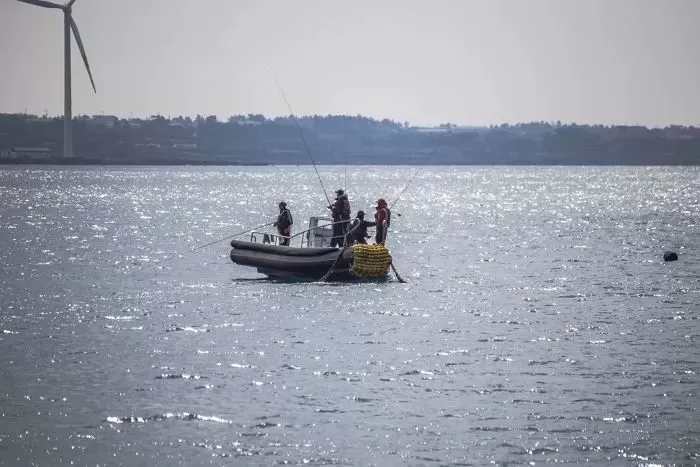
[2,110,699,130]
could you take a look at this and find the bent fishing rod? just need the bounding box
[150,221,276,268]
[274,80,332,207]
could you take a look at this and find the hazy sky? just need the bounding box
[1,0,699,126]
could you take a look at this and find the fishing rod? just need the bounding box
[389,138,443,210]
[150,221,276,268]
[274,80,332,207]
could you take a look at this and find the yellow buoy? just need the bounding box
[349,243,392,277]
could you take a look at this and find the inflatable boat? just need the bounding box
[229,216,392,281]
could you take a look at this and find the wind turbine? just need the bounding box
[17,0,96,159]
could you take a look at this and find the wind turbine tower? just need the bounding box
[17,0,96,158]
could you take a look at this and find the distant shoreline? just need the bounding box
[2,114,699,165]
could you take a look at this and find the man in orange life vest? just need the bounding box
[328,189,351,247]
[374,198,391,245]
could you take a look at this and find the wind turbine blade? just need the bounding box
[68,15,96,93]
[67,0,77,7]
[16,0,64,9]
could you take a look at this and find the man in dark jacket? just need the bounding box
[327,189,351,247]
[274,201,293,246]
[347,210,376,245]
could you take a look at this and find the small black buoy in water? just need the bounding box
[663,251,678,262]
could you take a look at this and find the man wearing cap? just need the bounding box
[374,198,391,245]
[274,201,293,246]
[328,189,351,247]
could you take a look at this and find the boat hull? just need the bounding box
[230,240,352,280]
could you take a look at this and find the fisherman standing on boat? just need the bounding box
[347,210,376,245]
[328,189,351,247]
[274,201,293,246]
[374,198,391,245]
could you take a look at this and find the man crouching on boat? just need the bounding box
[347,210,376,245]
[274,201,293,246]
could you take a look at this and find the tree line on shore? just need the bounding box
[1,113,698,165]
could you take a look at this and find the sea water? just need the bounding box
[0,165,698,465]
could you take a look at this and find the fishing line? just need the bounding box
[389,138,443,210]
[149,221,276,268]
[274,79,332,207]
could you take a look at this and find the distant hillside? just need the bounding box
[1,113,699,165]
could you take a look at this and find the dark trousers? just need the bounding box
[375,227,385,245]
[331,221,346,247]
[278,227,290,246]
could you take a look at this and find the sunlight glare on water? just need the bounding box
[0,166,698,465]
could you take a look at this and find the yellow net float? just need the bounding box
[349,243,392,277]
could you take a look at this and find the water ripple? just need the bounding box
[1,166,698,466]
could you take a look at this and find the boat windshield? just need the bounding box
[247,216,342,248]
[303,216,334,247]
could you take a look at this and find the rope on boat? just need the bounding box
[390,261,407,283]
[318,248,346,282]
